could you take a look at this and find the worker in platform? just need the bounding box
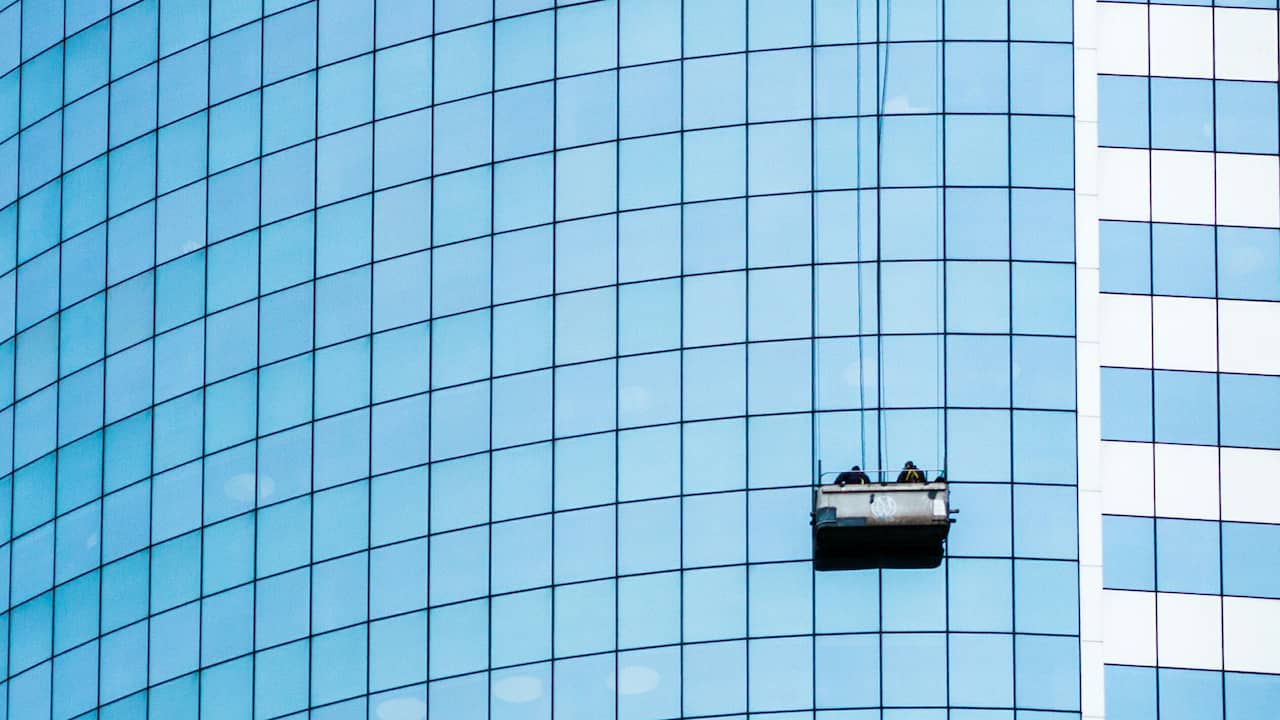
[834,465,871,486]
[897,461,925,483]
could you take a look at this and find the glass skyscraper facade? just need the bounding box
[1095,2,1280,719]
[0,0,1270,718]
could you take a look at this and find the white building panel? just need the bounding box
[1100,294,1151,369]
[1214,8,1280,82]
[1224,596,1280,674]
[1151,151,1215,226]
[1099,148,1151,222]
[1080,489,1104,567]
[1158,593,1224,670]
[1155,443,1220,521]
[1217,153,1280,229]
[1103,589,1157,666]
[1221,448,1280,525]
[1218,300,1280,376]
[1149,6,1214,79]
[1152,296,1217,373]
[1102,440,1155,517]
[1098,2,1150,76]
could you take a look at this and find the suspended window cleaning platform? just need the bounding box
[812,470,954,571]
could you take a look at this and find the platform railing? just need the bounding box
[816,468,944,485]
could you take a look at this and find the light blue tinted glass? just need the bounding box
[1011,42,1072,115]
[1221,373,1280,450]
[1154,370,1218,445]
[1219,227,1280,301]
[1160,669,1224,720]
[1153,223,1215,298]
[1156,518,1221,594]
[1216,80,1280,154]
[1015,560,1078,634]
[883,633,946,706]
[1100,221,1151,294]
[496,11,553,89]
[1099,75,1149,148]
[1102,368,1153,442]
[1104,515,1155,591]
[1222,522,1280,598]
[949,558,1013,631]
[1107,665,1157,720]
[1227,672,1280,720]
[950,634,1013,707]
[946,42,1007,113]
[1151,78,1213,150]
[4,1,1087,715]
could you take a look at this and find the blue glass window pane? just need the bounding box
[1159,668,1224,720]
[436,0,489,31]
[1011,42,1072,115]
[429,601,487,679]
[1222,522,1280,598]
[948,558,1012,632]
[1226,671,1280,720]
[1104,515,1155,591]
[1101,221,1151,294]
[947,483,1012,557]
[883,634,946,706]
[1013,336,1075,410]
[1014,410,1076,486]
[949,634,1014,707]
[1217,80,1279,154]
[1156,518,1221,594]
[1153,223,1215,298]
[1015,559,1079,634]
[1011,0,1070,40]
[553,580,613,658]
[1221,373,1280,450]
[556,0,616,75]
[683,640,746,717]
[435,25,492,103]
[1218,227,1280,302]
[748,636,813,712]
[882,567,945,631]
[1013,189,1075,262]
[946,42,1007,113]
[1014,484,1077,560]
[313,554,369,634]
[1015,635,1080,711]
[1011,115,1073,188]
[311,626,368,706]
[748,0,809,49]
[1102,368,1153,442]
[1099,75,1149,148]
[1151,78,1213,151]
[883,115,942,186]
[428,525,488,606]
[621,0,679,64]
[1154,370,1219,446]
[496,11,552,90]
[946,189,1009,259]
[1107,665,1157,720]
[490,590,551,670]
[254,641,309,719]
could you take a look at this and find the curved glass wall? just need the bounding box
[0,0,1079,718]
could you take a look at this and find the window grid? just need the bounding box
[1098,1,1280,716]
[0,1,1081,718]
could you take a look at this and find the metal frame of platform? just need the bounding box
[812,481,953,571]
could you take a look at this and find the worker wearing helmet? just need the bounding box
[897,461,925,483]
[835,465,871,486]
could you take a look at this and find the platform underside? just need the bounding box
[813,523,949,571]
